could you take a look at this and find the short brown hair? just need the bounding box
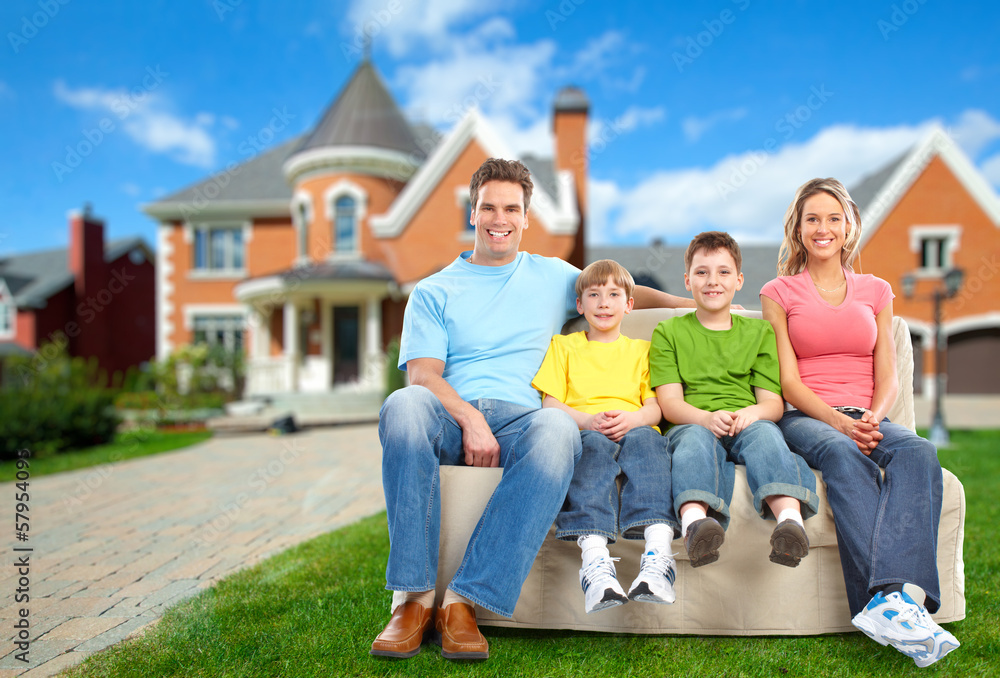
[575,259,635,298]
[684,231,743,273]
[469,158,534,212]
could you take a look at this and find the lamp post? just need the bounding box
[900,268,964,448]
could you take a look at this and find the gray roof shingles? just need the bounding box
[0,238,146,308]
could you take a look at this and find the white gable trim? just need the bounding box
[860,126,1000,248]
[369,108,579,238]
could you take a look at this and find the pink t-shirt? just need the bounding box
[760,270,893,408]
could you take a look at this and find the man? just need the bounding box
[371,158,693,661]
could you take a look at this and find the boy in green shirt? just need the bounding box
[650,231,819,568]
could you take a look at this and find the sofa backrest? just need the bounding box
[563,308,916,431]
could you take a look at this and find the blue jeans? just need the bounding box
[555,426,676,542]
[378,385,579,617]
[779,410,943,616]
[666,421,819,530]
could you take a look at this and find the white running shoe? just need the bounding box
[851,591,960,668]
[627,548,677,604]
[579,557,628,614]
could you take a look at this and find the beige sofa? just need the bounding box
[400,309,966,635]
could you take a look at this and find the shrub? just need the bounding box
[385,337,406,399]
[0,344,119,459]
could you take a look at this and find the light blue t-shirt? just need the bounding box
[399,251,580,408]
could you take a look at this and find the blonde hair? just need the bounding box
[576,259,635,298]
[776,178,862,276]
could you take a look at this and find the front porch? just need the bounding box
[234,259,400,405]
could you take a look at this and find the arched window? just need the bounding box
[297,201,309,258]
[334,195,356,253]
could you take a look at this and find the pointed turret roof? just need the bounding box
[298,60,425,158]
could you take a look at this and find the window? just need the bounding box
[298,202,309,258]
[920,237,947,270]
[192,315,245,353]
[909,226,960,275]
[0,281,14,340]
[464,199,475,231]
[192,225,245,272]
[334,196,356,252]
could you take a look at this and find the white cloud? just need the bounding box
[948,109,1000,159]
[396,38,556,126]
[120,182,141,196]
[53,80,217,168]
[593,122,935,245]
[682,107,748,142]
[346,0,493,57]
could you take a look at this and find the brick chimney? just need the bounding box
[553,86,589,268]
[68,204,110,371]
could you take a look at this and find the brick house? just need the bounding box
[839,127,1000,395]
[143,60,588,403]
[0,208,156,380]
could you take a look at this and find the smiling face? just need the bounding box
[576,277,633,341]
[685,247,743,313]
[799,191,850,265]
[469,180,528,266]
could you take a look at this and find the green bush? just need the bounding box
[385,337,405,399]
[0,343,119,459]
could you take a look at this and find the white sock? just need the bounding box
[776,507,804,528]
[441,588,474,609]
[643,523,674,554]
[578,534,609,567]
[404,589,435,609]
[680,505,708,537]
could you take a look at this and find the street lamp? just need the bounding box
[900,268,964,448]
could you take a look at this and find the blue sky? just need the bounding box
[2,0,999,257]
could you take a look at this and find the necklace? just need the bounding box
[812,278,846,293]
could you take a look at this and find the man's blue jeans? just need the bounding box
[555,426,677,542]
[666,420,819,530]
[378,385,579,617]
[779,410,943,616]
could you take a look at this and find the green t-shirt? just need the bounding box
[649,312,782,413]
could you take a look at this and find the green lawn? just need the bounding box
[0,429,213,482]
[67,430,999,677]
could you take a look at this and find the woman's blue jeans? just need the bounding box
[778,409,944,616]
[378,385,579,617]
[555,426,677,542]
[666,420,819,529]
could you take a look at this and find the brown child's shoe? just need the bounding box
[370,601,434,658]
[434,602,489,660]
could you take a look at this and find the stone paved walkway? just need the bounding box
[0,424,384,677]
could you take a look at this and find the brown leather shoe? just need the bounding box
[370,601,434,658]
[435,602,489,660]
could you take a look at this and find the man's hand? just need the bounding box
[462,411,501,467]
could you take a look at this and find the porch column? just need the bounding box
[366,296,382,388]
[283,301,298,392]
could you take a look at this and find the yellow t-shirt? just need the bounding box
[531,331,658,432]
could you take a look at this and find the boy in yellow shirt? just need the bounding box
[532,260,676,614]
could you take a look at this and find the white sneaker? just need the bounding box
[579,557,628,614]
[627,548,677,604]
[851,591,960,668]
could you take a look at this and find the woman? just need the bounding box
[760,178,959,668]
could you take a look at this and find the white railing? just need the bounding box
[245,356,291,395]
